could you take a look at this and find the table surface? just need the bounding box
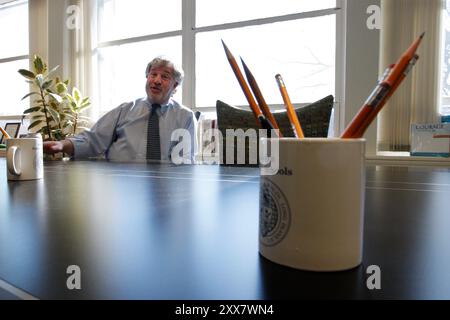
[1,159,450,299]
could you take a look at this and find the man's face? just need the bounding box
[145,65,178,105]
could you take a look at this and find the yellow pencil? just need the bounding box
[0,126,11,140]
[275,74,304,138]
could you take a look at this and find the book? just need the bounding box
[410,123,450,157]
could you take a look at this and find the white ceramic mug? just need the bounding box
[6,137,43,181]
[259,138,365,271]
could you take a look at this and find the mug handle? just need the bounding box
[7,146,22,176]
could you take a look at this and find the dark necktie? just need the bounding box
[146,104,161,160]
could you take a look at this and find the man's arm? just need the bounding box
[42,103,127,159]
[67,103,128,159]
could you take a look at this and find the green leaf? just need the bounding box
[78,103,91,111]
[23,106,43,114]
[28,119,44,130]
[37,126,49,135]
[42,79,53,90]
[55,82,67,94]
[33,55,47,74]
[35,74,44,87]
[31,115,45,121]
[72,87,81,104]
[47,107,60,123]
[66,94,74,104]
[48,93,63,103]
[18,69,36,80]
[21,92,40,100]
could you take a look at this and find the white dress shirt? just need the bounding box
[69,97,197,162]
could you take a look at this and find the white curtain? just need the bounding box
[64,0,99,120]
[378,0,443,151]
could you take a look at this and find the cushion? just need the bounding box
[215,95,334,166]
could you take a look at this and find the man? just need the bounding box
[44,57,197,163]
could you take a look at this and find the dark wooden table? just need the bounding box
[1,159,450,299]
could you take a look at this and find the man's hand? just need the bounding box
[43,140,74,156]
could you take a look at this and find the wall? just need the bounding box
[28,0,67,76]
[342,0,381,156]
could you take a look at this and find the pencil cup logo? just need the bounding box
[260,178,291,246]
[366,5,382,30]
[66,5,81,30]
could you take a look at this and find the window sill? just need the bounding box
[366,151,450,167]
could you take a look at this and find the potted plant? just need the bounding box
[18,55,91,157]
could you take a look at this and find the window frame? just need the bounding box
[95,0,343,114]
[0,0,29,117]
[440,1,450,116]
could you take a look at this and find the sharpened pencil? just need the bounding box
[353,56,419,138]
[221,40,275,132]
[341,33,424,139]
[275,74,304,138]
[240,57,282,137]
[0,126,11,140]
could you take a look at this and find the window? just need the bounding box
[441,0,450,115]
[196,15,335,108]
[97,0,182,114]
[96,0,338,113]
[196,0,336,27]
[98,37,182,113]
[0,0,29,116]
[195,0,336,107]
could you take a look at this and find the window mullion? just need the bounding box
[182,0,196,109]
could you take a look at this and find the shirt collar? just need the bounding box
[145,97,171,115]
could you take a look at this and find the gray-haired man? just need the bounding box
[44,57,197,163]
